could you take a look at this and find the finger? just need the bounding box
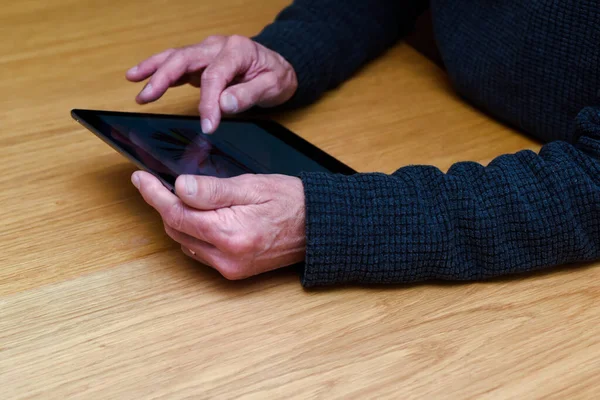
[132,170,178,211]
[174,174,256,210]
[134,42,224,103]
[220,72,287,114]
[181,245,213,267]
[135,50,207,104]
[136,43,225,104]
[135,51,191,104]
[133,171,222,243]
[126,48,177,82]
[219,75,269,114]
[164,225,219,263]
[199,38,254,133]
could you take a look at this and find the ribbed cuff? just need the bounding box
[298,171,427,287]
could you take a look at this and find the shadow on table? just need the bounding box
[307,261,598,294]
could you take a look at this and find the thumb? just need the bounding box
[175,175,251,210]
[219,73,290,114]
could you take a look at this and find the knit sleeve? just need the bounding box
[298,106,600,287]
[252,0,428,108]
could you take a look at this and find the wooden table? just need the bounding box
[2,1,599,398]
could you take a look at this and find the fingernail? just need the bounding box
[184,175,197,195]
[127,66,138,75]
[221,93,238,113]
[140,83,153,98]
[201,118,213,134]
[131,172,141,189]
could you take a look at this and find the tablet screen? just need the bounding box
[73,110,355,189]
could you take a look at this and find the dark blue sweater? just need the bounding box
[253,0,600,287]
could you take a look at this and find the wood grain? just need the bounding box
[1,0,599,398]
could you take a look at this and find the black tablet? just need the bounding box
[71,109,355,192]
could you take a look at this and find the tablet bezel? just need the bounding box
[71,109,356,192]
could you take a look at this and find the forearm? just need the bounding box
[253,0,428,107]
[299,107,600,287]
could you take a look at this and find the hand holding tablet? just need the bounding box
[72,108,355,278]
[130,170,307,279]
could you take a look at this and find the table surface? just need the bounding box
[2,1,599,398]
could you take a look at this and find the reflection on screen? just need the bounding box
[100,115,331,181]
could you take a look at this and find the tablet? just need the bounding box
[71,109,355,192]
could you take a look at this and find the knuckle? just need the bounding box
[209,230,228,249]
[164,202,185,231]
[198,100,211,114]
[227,34,250,47]
[232,85,254,105]
[164,54,187,79]
[181,45,202,61]
[204,35,225,45]
[170,50,188,64]
[224,233,255,256]
[264,74,280,90]
[217,260,245,280]
[252,181,269,199]
[152,48,178,64]
[156,48,177,59]
[240,175,269,201]
[201,67,223,83]
[205,179,224,205]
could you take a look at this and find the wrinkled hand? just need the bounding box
[126,35,298,134]
[131,171,306,280]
